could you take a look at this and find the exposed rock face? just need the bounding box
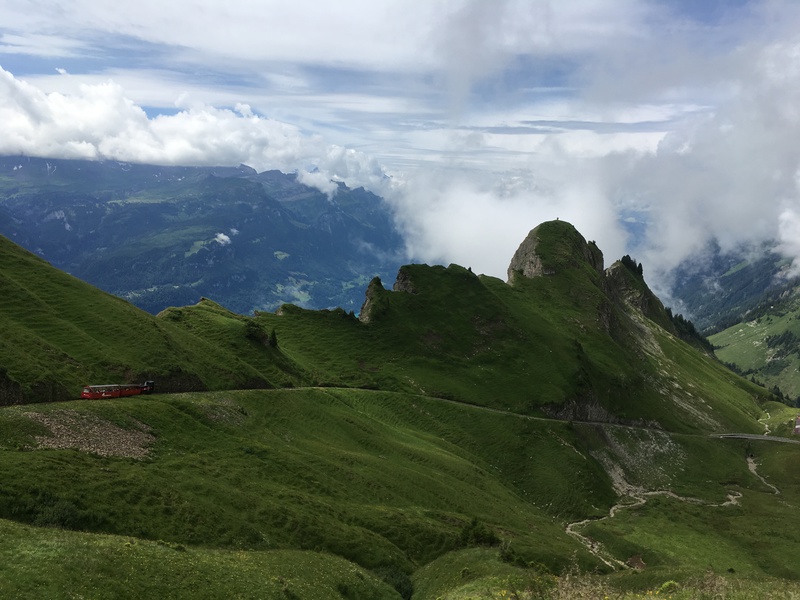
[393,267,417,294]
[541,399,661,430]
[360,267,420,323]
[359,277,387,323]
[605,263,650,312]
[586,243,605,273]
[507,220,604,283]
[507,229,550,280]
[604,262,674,334]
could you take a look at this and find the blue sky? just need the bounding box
[2,0,800,298]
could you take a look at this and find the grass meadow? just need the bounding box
[2,220,798,597]
[0,388,798,598]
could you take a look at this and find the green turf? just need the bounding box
[0,235,309,402]
[1,219,796,598]
[0,518,400,599]
[710,294,800,399]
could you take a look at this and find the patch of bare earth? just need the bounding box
[23,410,155,459]
[196,398,247,426]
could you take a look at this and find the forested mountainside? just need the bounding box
[0,155,406,314]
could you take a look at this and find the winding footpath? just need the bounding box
[566,410,794,570]
[565,479,742,570]
[317,387,795,570]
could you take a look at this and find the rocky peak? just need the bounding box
[507,220,604,283]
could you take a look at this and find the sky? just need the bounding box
[2,0,800,302]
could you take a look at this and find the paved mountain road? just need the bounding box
[713,433,800,444]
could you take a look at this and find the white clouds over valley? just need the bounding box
[3,0,800,291]
[0,66,388,192]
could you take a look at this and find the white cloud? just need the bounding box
[0,1,653,73]
[0,32,86,57]
[0,0,437,69]
[297,170,338,198]
[391,161,627,279]
[214,233,232,246]
[3,0,800,297]
[0,66,389,197]
[778,208,800,277]
[603,36,800,286]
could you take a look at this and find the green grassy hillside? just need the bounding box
[0,235,306,403]
[158,221,766,435]
[666,240,800,402]
[2,219,797,598]
[710,288,800,402]
[0,388,797,598]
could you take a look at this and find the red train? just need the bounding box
[80,381,155,399]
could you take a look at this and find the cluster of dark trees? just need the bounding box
[665,307,715,354]
[765,330,800,359]
[620,254,644,278]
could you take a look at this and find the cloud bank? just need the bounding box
[603,36,800,289]
[0,67,388,196]
[3,0,800,297]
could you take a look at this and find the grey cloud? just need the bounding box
[601,36,800,287]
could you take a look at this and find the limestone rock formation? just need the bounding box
[507,220,604,283]
[358,277,388,323]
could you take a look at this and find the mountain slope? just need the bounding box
[0,235,305,403]
[709,287,800,402]
[186,220,763,434]
[1,383,797,596]
[2,219,797,598]
[0,155,405,314]
[669,242,795,331]
[1,218,770,430]
[668,242,800,400]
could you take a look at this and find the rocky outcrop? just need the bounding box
[507,220,604,283]
[604,261,675,335]
[393,267,418,294]
[507,229,551,279]
[359,277,389,323]
[541,398,661,429]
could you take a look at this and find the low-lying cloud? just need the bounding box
[4,1,800,301]
[600,38,800,291]
[214,233,232,246]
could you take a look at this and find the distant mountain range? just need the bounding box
[2,154,797,400]
[0,156,406,315]
[669,243,800,401]
[669,241,797,332]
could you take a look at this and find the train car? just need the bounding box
[80,381,155,399]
